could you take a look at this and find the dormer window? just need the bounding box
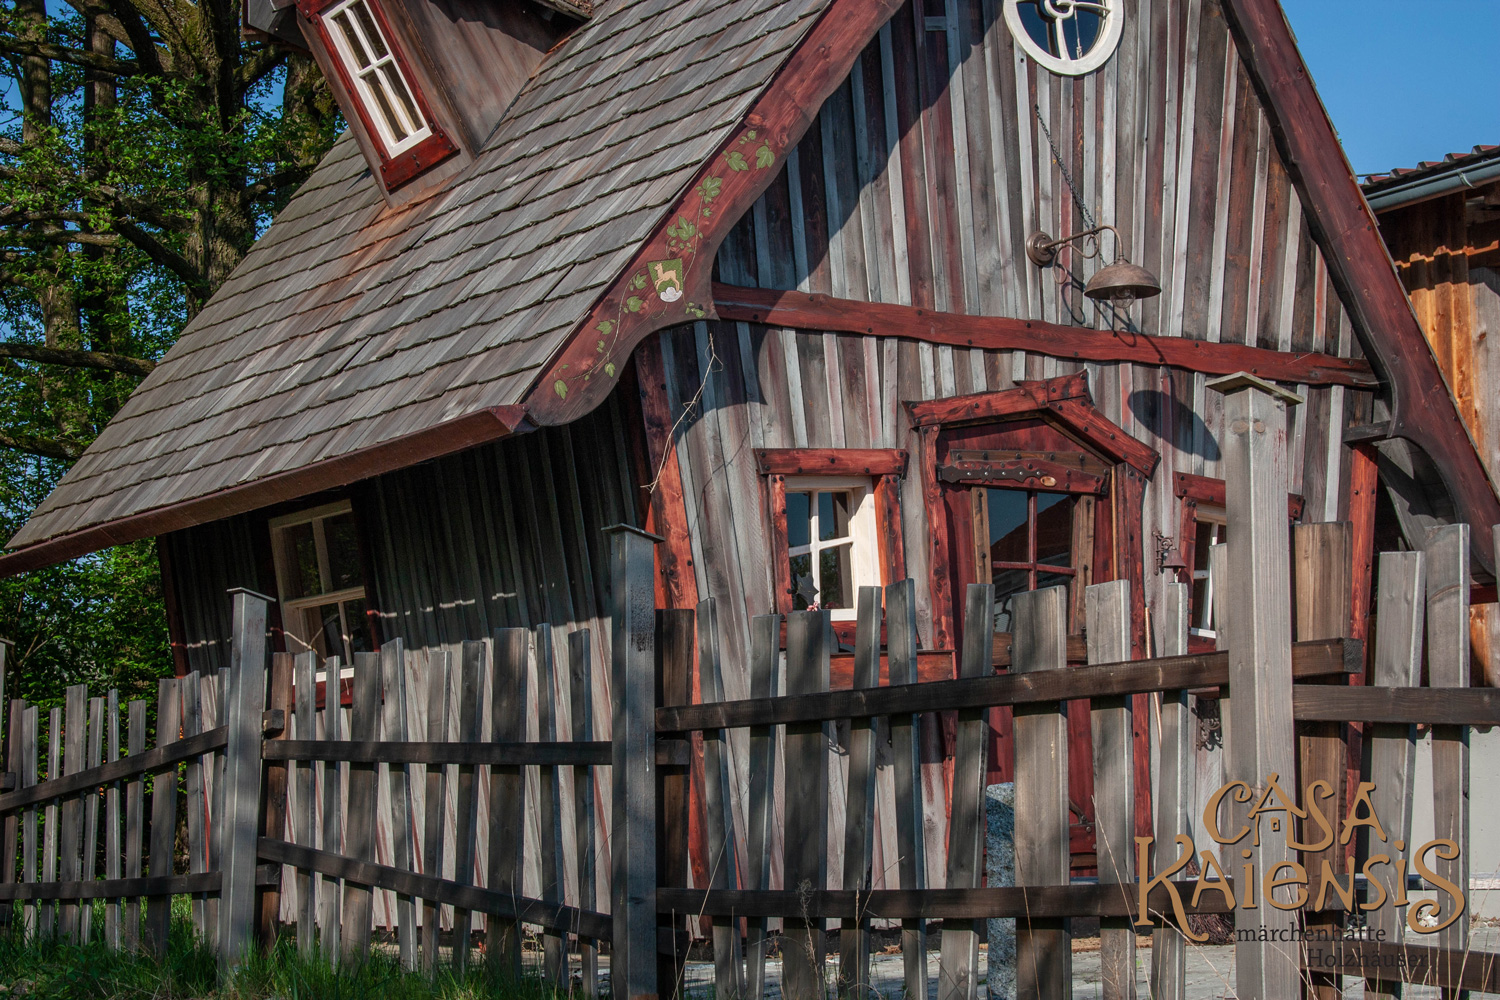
[304,0,458,189]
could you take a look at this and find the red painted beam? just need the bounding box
[712,283,1380,390]
[1221,0,1500,573]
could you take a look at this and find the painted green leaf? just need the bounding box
[597,339,605,352]
[626,295,644,313]
[698,176,722,200]
[604,362,617,378]
[554,379,567,399]
[598,319,616,336]
[631,272,647,290]
[747,129,757,140]
[726,150,748,171]
[755,143,775,169]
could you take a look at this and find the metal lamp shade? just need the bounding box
[1083,259,1162,301]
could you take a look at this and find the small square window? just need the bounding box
[783,477,880,622]
[322,0,432,157]
[269,501,371,667]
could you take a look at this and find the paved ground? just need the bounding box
[669,923,1500,999]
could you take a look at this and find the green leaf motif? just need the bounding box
[726,150,748,171]
[698,176,722,200]
[597,319,616,336]
[554,380,568,399]
[755,143,775,169]
[747,129,757,140]
[604,362,617,378]
[597,339,605,352]
[626,295,644,313]
[630,272,647,290]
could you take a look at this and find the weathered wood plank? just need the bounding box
[1149,583,1191,1000]
[182,675,207,940]
[122,701,144,951]
[1424,523,1470,963]
[886,579,927,1000]
[81,694,102,944]
[218,589,269,967]
[145,677,180,957]
[59,685,86,940]
[321,656,346,962]
[260,651,293,944]
[341,651,381,963]
[744,614,780,1000]
[488,629,527,983]
[698,599,743,1000]
[449,641,485,973]
[21,705,38,940]
[655,609,693,998]
[42,706,58,938]
[420,649,449,974]
[568,629,599,998]
[294,653,317,959]
[534,627,568,984]
[838,589,881,1000]
[938,584,993,1000]
[782,609,830,1000]
[1011,585,1072,999]
[104,690,120,949]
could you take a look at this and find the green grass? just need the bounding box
[0,911,571,1000]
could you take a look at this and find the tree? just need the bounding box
[0,0,339,692]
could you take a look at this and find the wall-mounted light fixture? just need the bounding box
[1025,223,1162,303]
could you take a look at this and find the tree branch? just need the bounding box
[0,429,81,460]
[0,342,156,376]
[240,162,313,205]
[235,46,285,93]
[113,220,210,298]
[0,37,141,76]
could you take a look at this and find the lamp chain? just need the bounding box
[1033,103,1110,258]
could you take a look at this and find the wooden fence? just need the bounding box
[0,379,1498,1000]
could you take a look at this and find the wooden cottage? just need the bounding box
[4,0,1498,885]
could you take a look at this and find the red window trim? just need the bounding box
[758,449,908,640]
[299,0,458,190]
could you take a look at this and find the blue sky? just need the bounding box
[1282,0,1500,176]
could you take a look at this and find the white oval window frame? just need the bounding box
[1004,0,1124,77]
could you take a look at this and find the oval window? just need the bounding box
[1005,0,1123,76]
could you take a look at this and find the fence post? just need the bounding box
[606,525,661,1000]
[218,588,270,968]
[1207,372,1302,998]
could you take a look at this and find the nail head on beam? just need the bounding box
[1205,371,1304,406]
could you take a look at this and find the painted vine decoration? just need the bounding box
[552,126,779,400]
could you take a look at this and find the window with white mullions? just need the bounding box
[323,0,430,156]
[270,500,373,672]
[1190,505,1227,639]
[784,477,879,622]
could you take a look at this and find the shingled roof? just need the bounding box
[7,0,830,557]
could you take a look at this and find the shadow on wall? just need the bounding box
[1127,388,1221,461]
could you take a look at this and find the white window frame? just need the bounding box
[321,0,432,157]
[1003,0,1123,77]
[784,476,880,622]
[1190,505,1227,640]
[269,499,366,679]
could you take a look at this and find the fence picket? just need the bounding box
[202,670,223,949]
[60,685,86,940]
[837,589,881,1000]
[1151,582,1190,1000]
[21,705,37,939]
[105,690,121,948]
[1424,524,1470,962]
[698,598,743,1000]
[342,651,382,963]
[451,641,485,973]
[321,656,346,961]
[937,585,994,1000]
[656,609,693,1000]
[219,589,269,967]
[488,629,528,982]
[1362,551,1425,1000]
[1085,580,1135,1000]
[43,706,59,938]
[1012,585,1071,999]
[421,649,449,974]
[145,677,181,957]
[744,613,780,1000]
[533,627,567,984]
[379,641,417,969]
[2,699,20,925]
[568,628,598,998]
[81,694,103,944]
[782,609,830,1000]
[294,653,317,959]
[886,579,927,1000]
[123,700,144,951]
[182,673,206,939]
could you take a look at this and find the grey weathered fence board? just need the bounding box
[294,653,317,959]
[1362,550,1425,1000]
[450,641,485,973]
[782,609,830,1000]
[838,588,881,1000]
[60,685,85,939]
[1011,585,1071,999]
[568,628,598,998]
[321,656,346,961]
[1424,523,1470,961]
[534,627,567,983]
[698,599,743,1000]
[745,613,779,1000]
[21,704,37,939]
[183,673,208,938]
[42,706,58,938]
[123,700,144,951]
[488,629,527,982]
[203,670,224,948]
[218,589,269,967]
[886,578,927,1000]
[420,649,449,974]
[2,699,20,925]
[105,690,121,949]
[938,584,994,1000]
[1151,583,1190,1000]
[341,652,381,962]
[1086,579,1136,1000]
[81,695,102,944]
[379,640,417,970]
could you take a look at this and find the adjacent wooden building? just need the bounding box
[5,0,1497,886]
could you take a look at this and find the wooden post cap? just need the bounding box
[1204,371,1304,405]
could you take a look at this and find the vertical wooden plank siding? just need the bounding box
[745,614,780,1000]
[698,598,743,1000]
[1150,583,1191,1000]
[887,579,928,1000]
[1011,585,1072,998]
[838,589,881,1000]
[656,609,693,998]
[782,610,831,1000]
[937,584,993,1000]
[1086,580,1136,1000]
[1424,524,1471,960]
